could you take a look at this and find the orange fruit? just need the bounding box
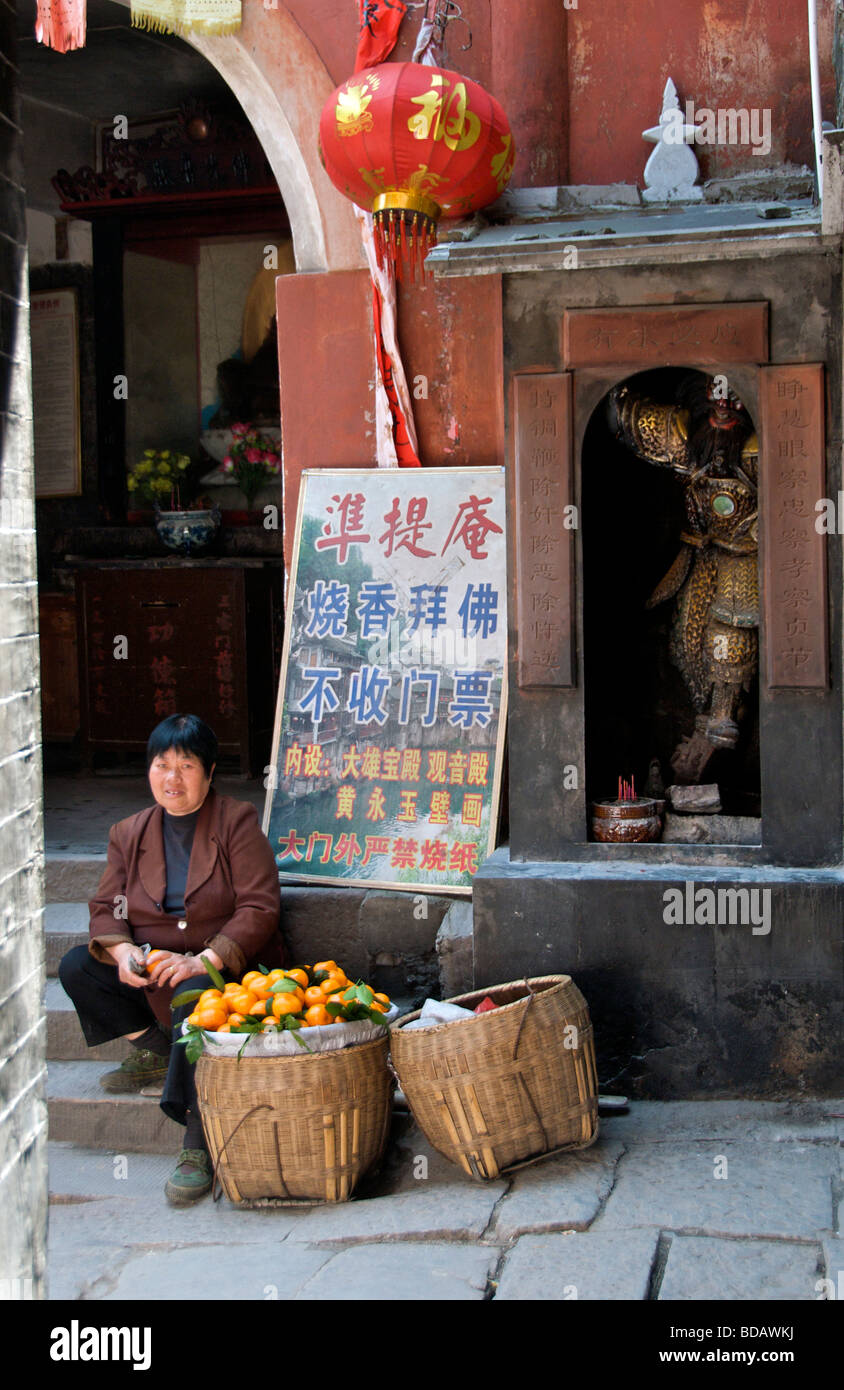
[249,1000,269,1018]
[194,1007,227,1031]
[226,1013,246,1028]
[319,974,347,997]
[286,968,309,990]
[373,993,391,1007]
[304,985,326,1007]
[145,949,167,974]
[230,990,257,1016]
[304,1004,332,1027]
[216,1023,232,1033]
[241,971,264,989]
[313,960,338,975]
[186,1012,201,1028]
[261,1017,279,1030]
[272,992,301,1019]
[198,989,223,1007]
[369,1000,387,1013]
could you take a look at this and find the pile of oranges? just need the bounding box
[180,961,391,1037]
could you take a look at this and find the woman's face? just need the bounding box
[148,746,215,816]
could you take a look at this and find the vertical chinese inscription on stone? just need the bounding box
[513,372,574,687]
[760,364,827,689]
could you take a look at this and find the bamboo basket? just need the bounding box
[390,976,599,1181]
[195,1033,393,1204]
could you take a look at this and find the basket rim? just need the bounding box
[392,974,576,1039]
[197,1031,391,1065]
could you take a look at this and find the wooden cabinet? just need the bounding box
[39,593,81,741]
[75,560,282,775]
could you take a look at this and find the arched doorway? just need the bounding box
[582,366,762,836]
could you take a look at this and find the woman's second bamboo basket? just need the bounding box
[196,1033,393,1204]
[390,976,598,1180]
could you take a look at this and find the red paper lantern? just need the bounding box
[319,61,515,280]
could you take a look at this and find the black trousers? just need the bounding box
[58,944,235,1126]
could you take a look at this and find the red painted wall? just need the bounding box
[282,0,835,188]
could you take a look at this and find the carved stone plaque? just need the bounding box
[562,302,769,367]
[512,372,574,687]
[760,364,828,689]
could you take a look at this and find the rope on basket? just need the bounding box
[511,978,537,1060]
[211,1103,273,1203]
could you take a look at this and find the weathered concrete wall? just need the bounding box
[0,0,48,1299]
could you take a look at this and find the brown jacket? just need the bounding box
[88,787,284,1026]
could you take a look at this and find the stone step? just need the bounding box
[45,902,91,977]
[45,977,130,1063]
[47,1060,183,1154]
[46,853,106,904]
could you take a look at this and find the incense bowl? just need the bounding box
[591,798,661,843]
[155,506,221,555]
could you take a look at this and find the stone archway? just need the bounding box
[111,0,363,274]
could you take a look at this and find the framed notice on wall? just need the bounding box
[263,468,508,894]
[31,289,81,498]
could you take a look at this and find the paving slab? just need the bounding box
[488,1140,624,1239]
[295,1242,499,1300]
[600,1099,844,1146]
[285,1181,507,1245]
[89,1242,333,1302]
[594,1140,836,1239]
[494,1230,658,1301]
[49,1143,173,1200]
[658,1235,822,1301]
[45,902,91,977]
[48,1191,303,1263]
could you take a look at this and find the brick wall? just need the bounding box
[0,0,48,1300]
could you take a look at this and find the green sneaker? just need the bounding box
[99,1048,170,1093]
[165,1148,213,1206]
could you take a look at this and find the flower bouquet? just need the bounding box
[221,423,282,512]
[127,448,192,511]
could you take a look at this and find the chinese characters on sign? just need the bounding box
[561,303,769,368]
[761,364,828,689]
[513,373,574,687]
[264,469,508,893]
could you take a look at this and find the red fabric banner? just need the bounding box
[354,0,407,72]
[35,0,86,52]
[372,284,421,468]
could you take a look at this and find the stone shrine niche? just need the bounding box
[582,367,761,836]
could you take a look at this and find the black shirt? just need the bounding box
[162,808,200,914]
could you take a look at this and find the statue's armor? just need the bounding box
[611,388,758,742]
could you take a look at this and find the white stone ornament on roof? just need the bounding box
[642,77,703,203]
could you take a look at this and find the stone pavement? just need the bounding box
[47,1099,843,1301]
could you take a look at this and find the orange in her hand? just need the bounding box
[145,950,167,973]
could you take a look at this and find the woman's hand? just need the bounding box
[147,949,224,991]
[108,942,150,989]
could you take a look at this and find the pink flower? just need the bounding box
[246,447,262,464]
[222,456,235,474]
[230,423,247,437]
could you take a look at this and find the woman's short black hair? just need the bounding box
[146,714,218,778]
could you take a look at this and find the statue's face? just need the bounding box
[706,380,744,425]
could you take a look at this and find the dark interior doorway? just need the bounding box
[582,367,762,829]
